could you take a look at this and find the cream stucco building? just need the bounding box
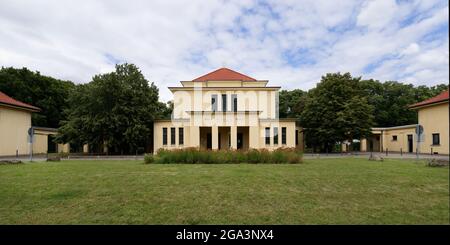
[0,91,39,156]
[410,90,449,155]
[361,90,449,155]
[153,68,303,152]
[360,124,418,153]
[0,91,69,157]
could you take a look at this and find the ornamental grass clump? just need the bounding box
[150,147,303,164]
[143,154,154,164]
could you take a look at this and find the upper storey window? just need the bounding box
[222,94,227,111]
[231,94,237,112]
[211,94,217,112]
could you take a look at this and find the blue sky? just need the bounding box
[0,0,448,101]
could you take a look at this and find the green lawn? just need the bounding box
[0,158,448,224]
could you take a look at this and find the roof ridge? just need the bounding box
[220,67,257,81]
[192,67,257,82]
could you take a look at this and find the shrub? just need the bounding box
[277,147,303,164]
[233,150,247,163]
[426,159,449,167]
[47,156,61,162]
[272,149,287,163]
[151,148,303,164]
[144,154,154,164]
[0,160,22,165]
[58,152,70,158]
[259,149,272,163]
[247,149,261,164]
[286,150,303,164]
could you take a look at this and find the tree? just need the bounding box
[278,89,307,118]
[0,67,75,128]
[361,80,448,127]
[159,100,173,119]
[56,63,164,154]
[300,73,374,152]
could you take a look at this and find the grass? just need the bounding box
[0,158,448,224]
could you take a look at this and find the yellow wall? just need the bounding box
[0,105,31,156]
[360,139,367,151]
[361,127,416,153]
[154,121,300,152]
[33,134,48,154]
[172,89,278,120]
[382,127,416,152]
[58,143,70,153]
[153,120,191,152]
[258,121,297,150]
[417,103,449,155]
[32,129,56,154]
[154,79,300,153]
[361,102,449,155]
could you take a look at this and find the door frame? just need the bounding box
[407,134,413,153]
[237,133,243,150]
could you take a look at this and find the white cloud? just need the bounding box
[0,0,448,101]
[402,43,421,55]
[357,0,399,30]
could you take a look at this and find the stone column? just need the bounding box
[231,126,237,150]
[190,126,200,148]
[83,144,89,153]
[249,126,259,149]
[212,126,219,150]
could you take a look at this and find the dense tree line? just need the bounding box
[1,65,171,154]
[361,80,448,127]
[0,67,75,128]
[56,64,171,154]
[278,73,448,152]
[1,65,446,154]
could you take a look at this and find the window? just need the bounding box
[392,135,397,141]
[295,130,298,145]
[179,127,184,145]
[265,127,270,145]
[170,127,176,145]
[222,94,227,111]
[432,133,440,145]
[231,94,237,112]
[282,127,287,144]
[211,95,217,112]
[162,128,167,145]
[273,127,278,145]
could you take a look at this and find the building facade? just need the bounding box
[0,91,69,157]
[409,90,449,155]
[0,91,39,156]
[361,90,449,155]
[153,68,303,153]
[360,124,418,153]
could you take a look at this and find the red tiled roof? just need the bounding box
[409,90,449,109]
[192,67,257,82]
[0,91,40,111]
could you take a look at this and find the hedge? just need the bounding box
[145,147,302,164]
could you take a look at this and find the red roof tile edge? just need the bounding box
[409,90,449,109]
[0,91,41,111]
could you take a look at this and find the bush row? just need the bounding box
[144,147,302,164]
